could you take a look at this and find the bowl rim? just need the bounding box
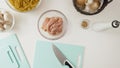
[37,10,68,40]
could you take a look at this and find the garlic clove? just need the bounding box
[4,21,12,25]
[3,12,13,22]
[0,23,5,31]
[1,10,9,15]
[0,27,5,31]
[0,19,4,23]
[0,13,4,20]
[0,23,3,27]
[3,24,11,30]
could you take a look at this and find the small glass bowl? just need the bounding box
[0,9,15,32]
[37,10,68,40]
[5,0,42,12]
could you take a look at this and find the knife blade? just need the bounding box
[52,44,74,68]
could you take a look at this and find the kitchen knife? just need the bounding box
[52,44,74,68]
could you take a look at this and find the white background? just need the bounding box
[0,0,120,68]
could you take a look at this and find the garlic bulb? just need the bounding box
[0,13,4,20]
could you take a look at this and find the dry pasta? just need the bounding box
[9,0,39,12]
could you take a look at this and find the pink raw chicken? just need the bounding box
[42,17,63,35]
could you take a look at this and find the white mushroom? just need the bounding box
[76,0,88,10]
[89,0,101,12]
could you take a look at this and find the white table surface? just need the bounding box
[0,0,120,68]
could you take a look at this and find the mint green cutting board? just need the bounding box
[33,41,84,68]
[0,34,30,68]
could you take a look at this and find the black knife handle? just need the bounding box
[112,20,120,28]
[65,60,74,68]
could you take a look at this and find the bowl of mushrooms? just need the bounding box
[0,9,14,32]
[73,0,113,15]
